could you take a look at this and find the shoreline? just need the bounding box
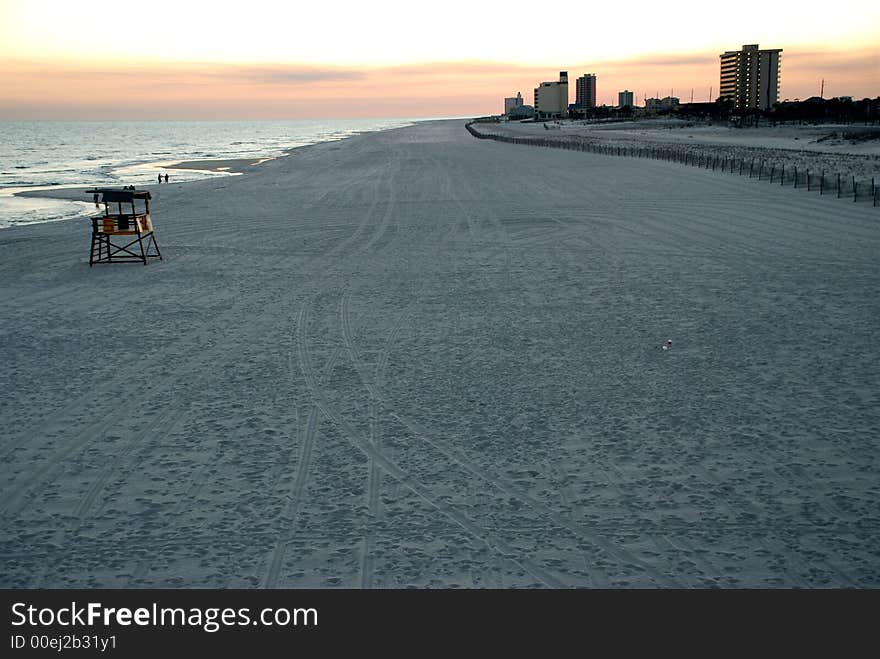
[8,154,281,208]
[1,118,434,228]
[165,157,275,174]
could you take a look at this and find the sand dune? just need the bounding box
[1,119,878,588]
[486,119,880,184]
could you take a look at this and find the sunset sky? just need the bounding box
[0,0,877,119]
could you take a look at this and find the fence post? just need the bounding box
[794,166,798,188]
[853,177,857,202]
[780,164,784,185]
[820,171,824,195]
[807,170,811,192]
[838,173,841,198]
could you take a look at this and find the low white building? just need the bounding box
[646,96,679,112]
[504,92,524,115]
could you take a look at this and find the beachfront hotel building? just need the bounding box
[534,72,569,119]
[618,90,634,108]
[645,96,679,113]
[504,92,524,115]
[719,44,782,111]
[575,74,597,109]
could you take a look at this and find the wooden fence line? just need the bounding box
[466,121,879,208]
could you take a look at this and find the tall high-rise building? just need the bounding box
[719,44,782,110]
[618,90,634,108]
[575,74,597,109]
[534,72,569,119]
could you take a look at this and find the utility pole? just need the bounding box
[820,79,825,98]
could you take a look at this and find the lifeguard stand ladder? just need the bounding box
[87,188,162,266]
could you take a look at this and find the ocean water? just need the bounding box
[0,118,417,229]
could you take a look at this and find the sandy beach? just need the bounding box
[1,119,878,588]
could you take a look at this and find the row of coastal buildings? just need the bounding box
[503,44,783,120]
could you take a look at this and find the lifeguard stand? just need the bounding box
[86,187,162,266]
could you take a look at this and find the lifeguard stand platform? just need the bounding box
[86,187,162,266]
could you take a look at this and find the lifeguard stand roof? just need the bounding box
[87,188,152,202]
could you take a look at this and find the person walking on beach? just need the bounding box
[164,173,169,183]
[158,173,162,184]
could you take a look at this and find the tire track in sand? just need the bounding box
[298,300,564,588]
[260,340,347,589]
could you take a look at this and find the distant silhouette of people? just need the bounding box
[93,193,99,207]
[164,173,169,183]
[158,173,162,184]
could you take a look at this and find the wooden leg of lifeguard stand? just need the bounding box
[148,232,163,261]
[90,231,104,265]
[137,233,147,265]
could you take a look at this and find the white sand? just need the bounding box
[1,119,879,588]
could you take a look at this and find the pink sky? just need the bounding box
[1,48,877,120]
